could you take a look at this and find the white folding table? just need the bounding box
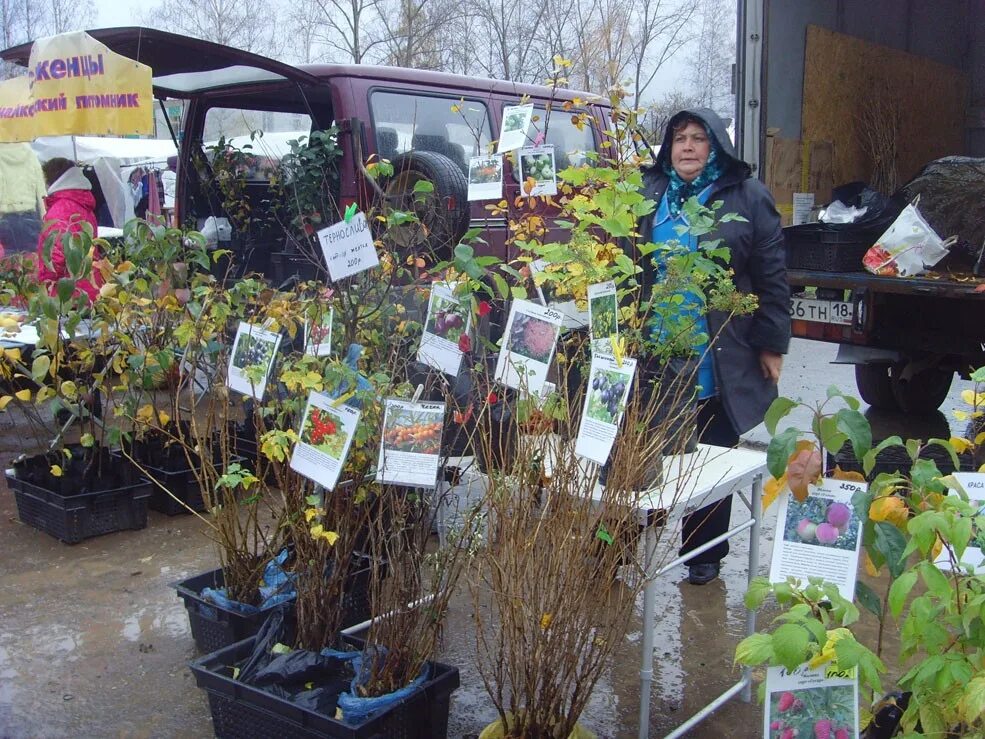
[619,444,767,739]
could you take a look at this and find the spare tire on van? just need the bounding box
[381,150,470,260]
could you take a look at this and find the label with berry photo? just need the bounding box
[494,299,564,396]
[575,352,636,466]
[769,478,866,600]
[764,664,859,739]
[227,322,283,401]
[376,398,445,488]
[290,391,360,491]
[417,283,471,377]
[304,308,334,357]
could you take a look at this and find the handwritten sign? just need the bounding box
[317,212,379,282]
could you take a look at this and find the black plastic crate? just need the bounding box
[5,469,151,544]
[189,634,459,739]
[270,251,326,285]
[784,226,877,272]
[828,441,977,481]
[176,563,373,654]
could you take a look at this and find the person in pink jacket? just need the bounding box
[37,157,102,302]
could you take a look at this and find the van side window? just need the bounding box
[520,106,597,171]
[370,91,492,175]
[202,107,314,180]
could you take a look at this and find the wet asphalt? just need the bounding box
[0,338,970,738]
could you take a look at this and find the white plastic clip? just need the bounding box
[411,383,424,404]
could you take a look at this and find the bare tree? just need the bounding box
[303,0,387,64]
[686,0,735,116]
[141,0,284,57]
[1,0,96,79]
[376,0,458,69]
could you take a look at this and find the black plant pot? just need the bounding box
[6,446,151,543]
[189,633,460,739]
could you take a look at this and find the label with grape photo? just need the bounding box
[227,322,283,401]
[304,307,334,357]
[376,398,445,488]
[417,283,471,376]
[517,145,557,197]
[494,299,564,396]
[575,352,637,466]
[290,391,360,490]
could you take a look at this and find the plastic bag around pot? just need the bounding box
[862,202,954,277]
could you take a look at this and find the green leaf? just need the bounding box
[454,243,475,263]
[744,576,772,610]
[510,285,527,300]
[834,408,872,460]
[771,623,811,672]
[766,427,800,479]
[31,354,51,382]
[56,278,76,304]
[918,560,951,599]
[764,397,797,435]
[925,438,960,473]
[819,415,849,456]
[863,436,903,476]
[888,570,917,618]
[595,523,614,545]
[874,521,908,579]
[734,633,773,666]
[491,273,509,300]
[412,179,435,194]
[855,580,882,618]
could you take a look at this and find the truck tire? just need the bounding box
[381,151,470,261]
[855,364,898,410]
[890,364,953,414]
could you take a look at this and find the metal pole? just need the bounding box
[663,678,750,739]
[638,525,658,739]
[742,474,763,702]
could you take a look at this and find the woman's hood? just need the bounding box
[653,107,749,179]
[47,166,92,196]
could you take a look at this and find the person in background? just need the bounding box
[161,156,178,225]
[637,108,790,585]
[0,143,46,253]
[37,157,103,302]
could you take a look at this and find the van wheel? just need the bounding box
[890,364,952,414]
[855,364,898,410]
[381,151,470,261]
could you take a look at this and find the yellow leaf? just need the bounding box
[36,386,55,403]
[960,389,985,407]
[324,530,339,546]
[808,627,852,669]
[80,433,95,448]
[540,613,553,630]
[0,395,11,411]
[975,431,985,447]
[60,380,78,399]
[50,465,63,477]
[135,404,154,423]
[930,536,943,562]
[950,436,973,454]
[3,347,21,361]
[14,389,31,402]
[864,550,881,577]
[157,410,170,427]
[763,473,787,509]
[831,466,866,482]
[869,495,909,529]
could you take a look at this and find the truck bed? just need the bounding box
[788,268,985,298]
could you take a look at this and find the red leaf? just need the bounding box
[787,447,823,501]
[458,334,471,352]
[486,392,498,404]
[453,406,473,425]
[477,300,491,317]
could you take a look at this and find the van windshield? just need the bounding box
[370,91,492,175]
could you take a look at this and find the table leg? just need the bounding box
[638,524,657,739]
[742,473,763,703]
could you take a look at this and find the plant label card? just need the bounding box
[588,281,618,351]
[290,391,360,491]
[764,665,859,739]
[467,155,504,201]
[227,322,282,401]
[376,399,445,488]
[304,308,334,357]
[530,259,589,330]
[517,145,557,196]
[317,212,380,282]
[935,472,985,574]
[769,478,866,600]
[495,299,563,396]
[417,283,471,377]
[497,104,533,153]
[575,353,637,465]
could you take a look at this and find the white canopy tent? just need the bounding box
[30,136,177,167]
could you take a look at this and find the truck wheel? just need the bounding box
[855,364,898,410]
[381,151,470,261]
[890,364,953,414]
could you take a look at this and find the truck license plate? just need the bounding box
[789,298,853,325]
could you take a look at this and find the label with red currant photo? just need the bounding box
[290,391,360,491]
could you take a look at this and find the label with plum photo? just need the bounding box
[290,391,360,490]
[769,478,866,600]
[417,283,471,376]
[764,664,859,739]
[376,398,445,488]
[575,352,637,466]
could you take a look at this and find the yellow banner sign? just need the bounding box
[0,31,153,143]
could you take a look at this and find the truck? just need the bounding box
[735,0,985,412]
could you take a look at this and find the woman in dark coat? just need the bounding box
[639,108,790,584]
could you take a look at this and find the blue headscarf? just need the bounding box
[661,120,724,218]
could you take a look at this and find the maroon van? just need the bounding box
[2,28,610,279]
